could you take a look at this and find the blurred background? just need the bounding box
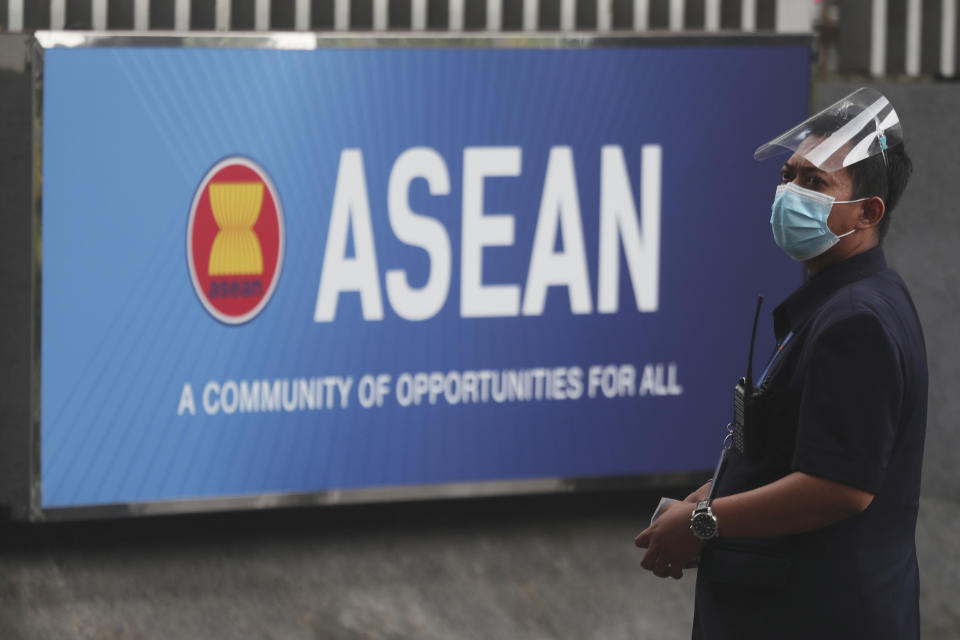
[1,1,959,638]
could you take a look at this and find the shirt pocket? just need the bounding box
[750,384,801,460]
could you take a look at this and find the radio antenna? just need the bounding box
[746,295,763,386]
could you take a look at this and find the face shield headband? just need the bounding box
[753,87,903,173]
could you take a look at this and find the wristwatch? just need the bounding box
[689,500,719,541]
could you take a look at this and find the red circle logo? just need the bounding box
[187,158,284,324]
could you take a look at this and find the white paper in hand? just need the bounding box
[650,496,679,525]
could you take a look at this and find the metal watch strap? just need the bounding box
[690,501,719,541]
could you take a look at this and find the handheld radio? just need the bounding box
[732,295,764,461]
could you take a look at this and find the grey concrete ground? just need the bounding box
[1,489,958,639]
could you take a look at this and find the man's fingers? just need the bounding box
[640,546,657,571]
[670,564,684,580]
[635,529,651,549]
[653,554,671,578]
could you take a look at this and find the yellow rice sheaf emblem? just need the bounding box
[208,182,265,276]
[187,157,284,325]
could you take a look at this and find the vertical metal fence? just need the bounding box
[1,0,958,78]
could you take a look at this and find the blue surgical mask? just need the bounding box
[770,182,866,261]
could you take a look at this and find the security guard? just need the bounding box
[635,88,927,639]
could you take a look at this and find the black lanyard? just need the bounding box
[706,429,732,503]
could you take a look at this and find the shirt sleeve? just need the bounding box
[791,312,903,494]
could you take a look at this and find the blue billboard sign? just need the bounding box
[39,38,809,509]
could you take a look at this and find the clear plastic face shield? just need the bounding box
[754,87,903,172]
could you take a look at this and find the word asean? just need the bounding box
[314,144,662,321]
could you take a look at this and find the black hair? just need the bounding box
[846,143,912,241]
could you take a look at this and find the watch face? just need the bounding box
[691,512,718,539]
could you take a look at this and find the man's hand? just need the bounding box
[683,481,711,503]
[635,500,705,580]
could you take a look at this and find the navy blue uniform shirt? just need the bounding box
[692,247,928,640]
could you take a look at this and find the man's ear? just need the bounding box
[859,196,886,229]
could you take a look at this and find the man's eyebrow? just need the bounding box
[782,162,830,180]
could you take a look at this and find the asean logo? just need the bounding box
[187,157,284,324]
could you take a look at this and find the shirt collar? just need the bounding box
[772,246,888,341]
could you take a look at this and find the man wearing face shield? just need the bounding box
[634,88,927,639]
